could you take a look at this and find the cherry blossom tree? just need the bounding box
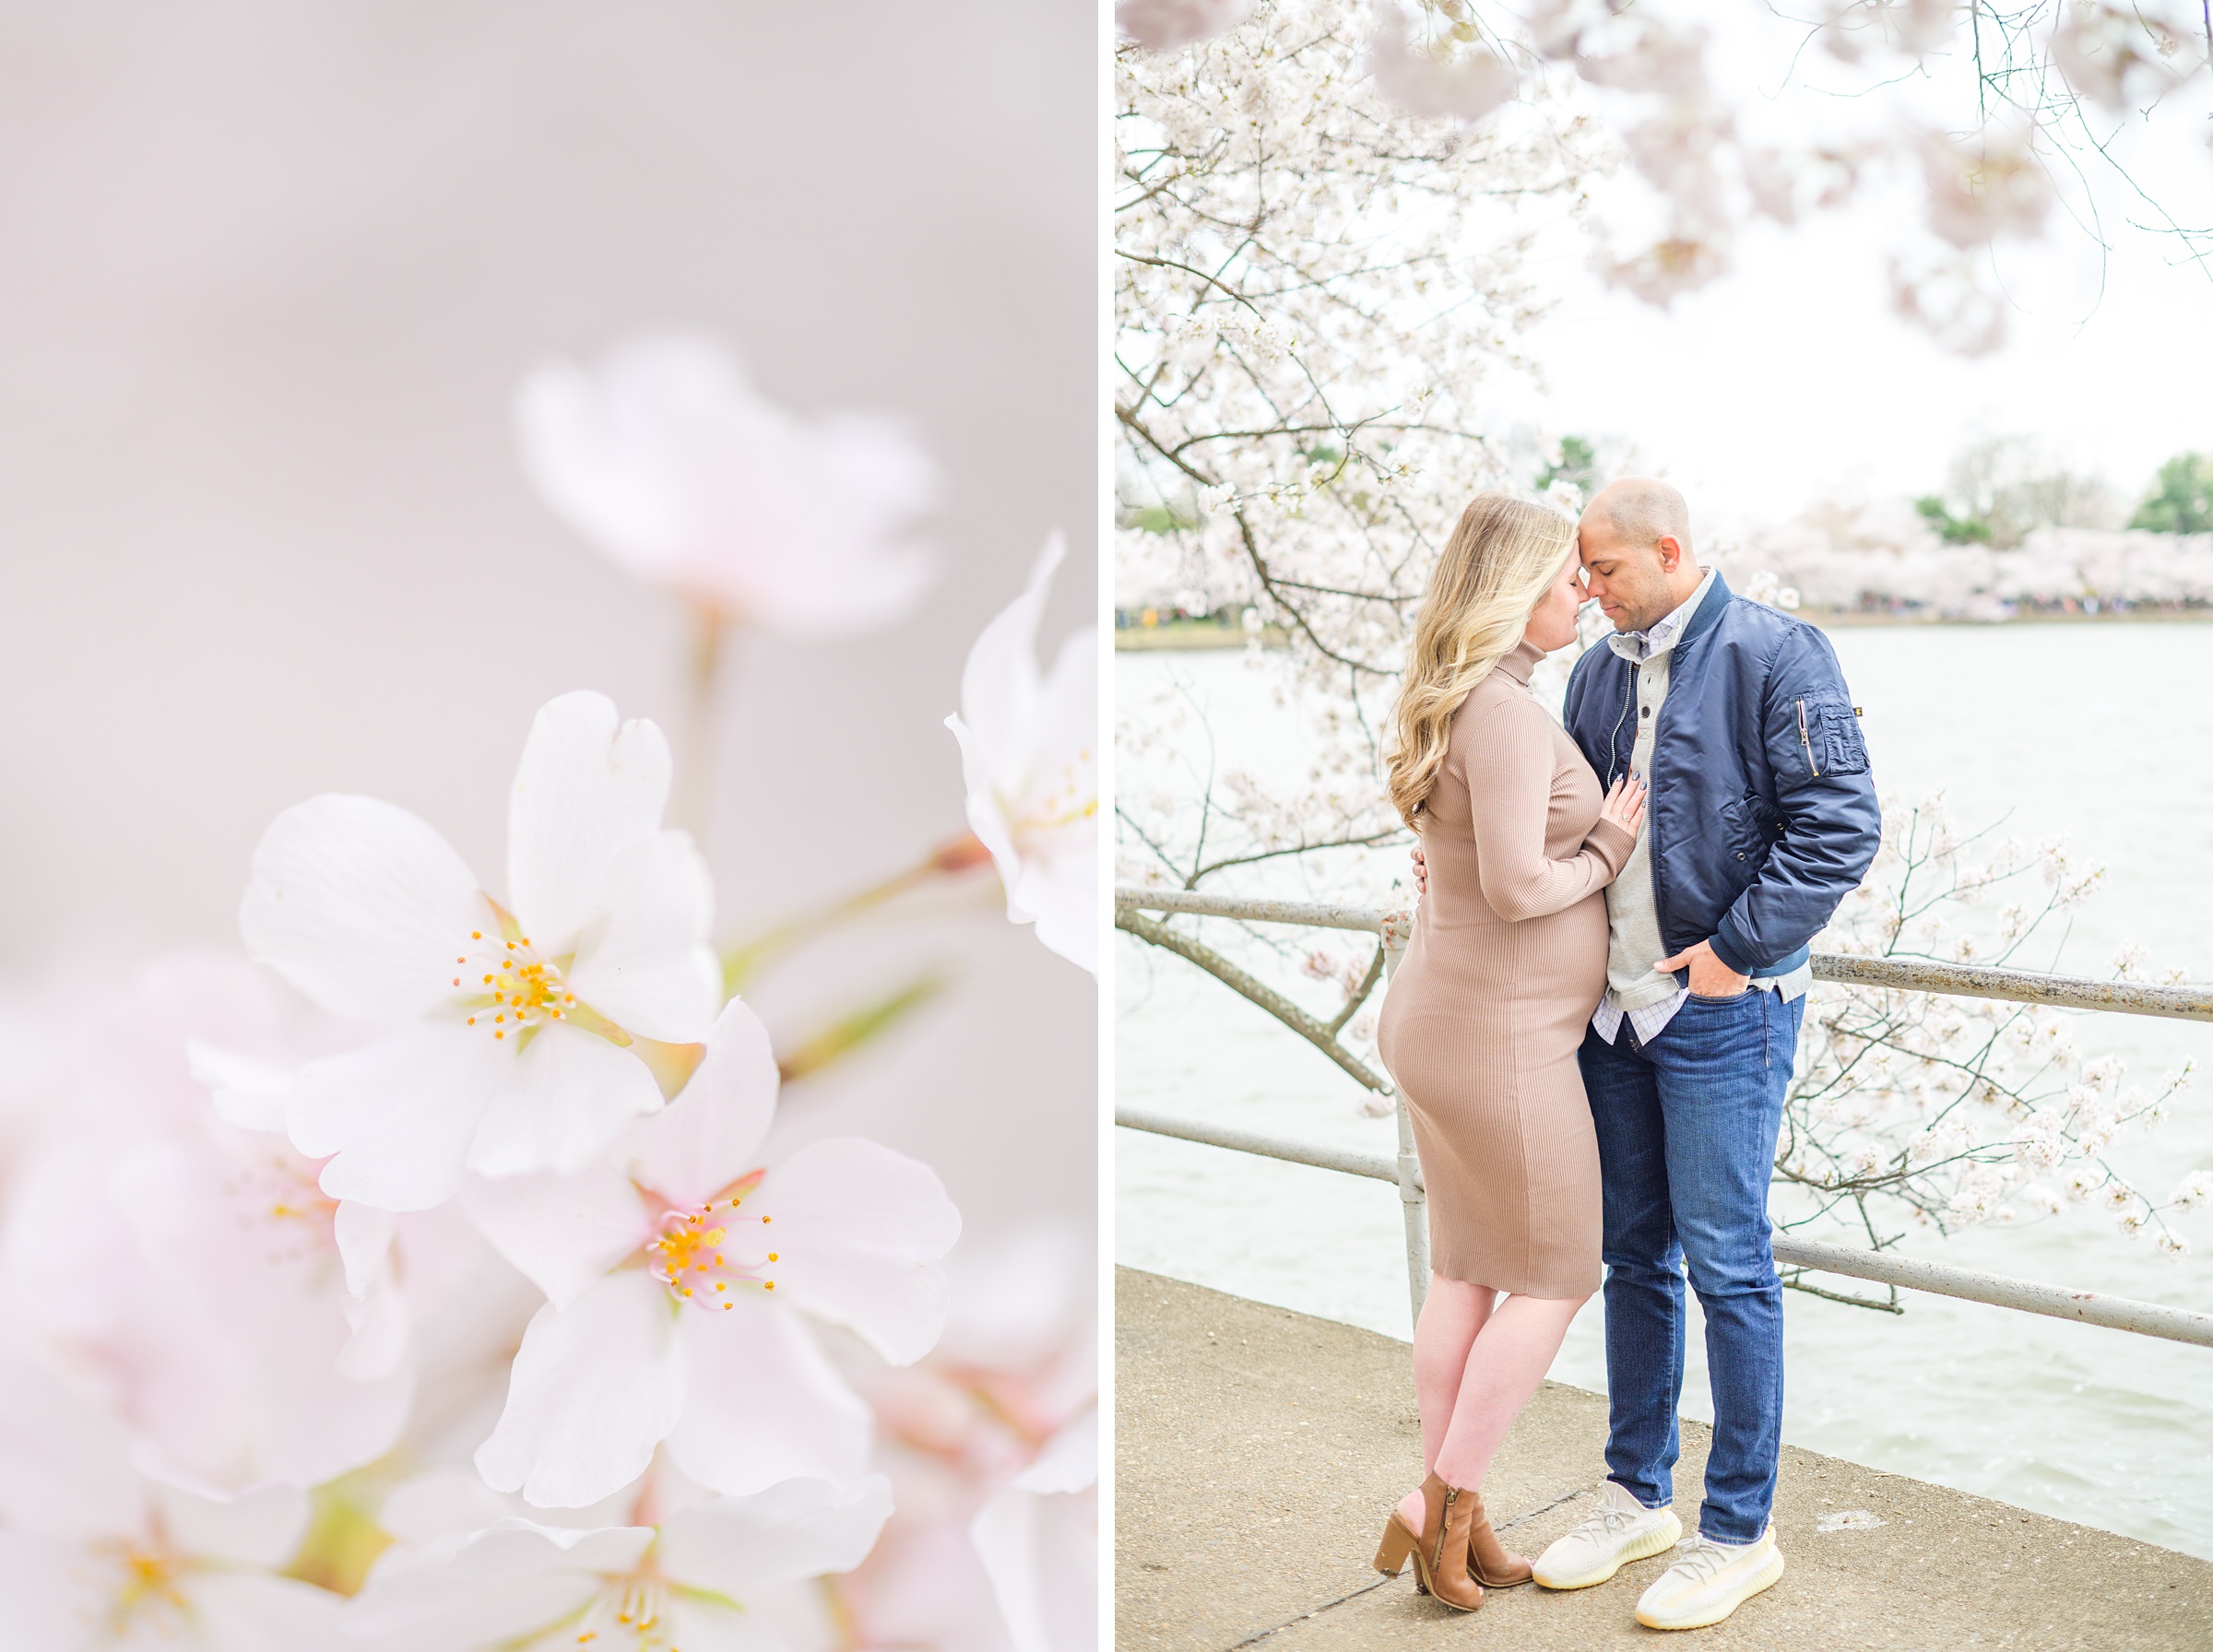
[1121,0,2213,351]
[1118,0,1608,895]
[1774,796,2201,1279]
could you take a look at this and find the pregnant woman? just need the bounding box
[1373,492,1644,1612]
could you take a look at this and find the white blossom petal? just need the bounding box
[1015,1405,1098,1495]
[734,1137,959,1364]
[663,1295,871,1496]
[970,1410,1098,1652]
[505,690,675,955]
[0,1361,142,1539]
[444,1518,655,1579]
[289,1021,507,1211]
[333,1206,411,1382]
[950,710,1024,902]
[620,998,780,1207]
[970,1477,1097,1652]
[188,1038,296,1132]
[337,1278,411,1383]
[657,1476,893,1597]
[374,1469,516,1545]
[348,1527,621,1652]
[1017,856,1095,973]
[958,535,1060,794]
[658,1597,797,1652]
[949,536,1097,973]
[462,1166,651,1311]
[514,334,941,636]
[465,1020,667,1182]
[515,349,696,586]
[152,1479,311,1568]
[1014,627,1098,972]
[240,794,487,1022]
[562,828,719,1041]
[475,1271,686,1508]
[184,1570,351,1652]
[333,1201,396,1299]
[0,1534,94,1644]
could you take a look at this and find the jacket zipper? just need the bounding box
[1796,697,1821,778]
[1604,667,1635,784]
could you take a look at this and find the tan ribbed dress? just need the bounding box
[1376,640,1636,1299]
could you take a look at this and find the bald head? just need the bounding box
[1578,476,1702,633]
[1587,477,1691,556]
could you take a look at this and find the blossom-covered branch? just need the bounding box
[1121,0,2213,352]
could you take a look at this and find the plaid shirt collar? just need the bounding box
[1606,566,1717,666]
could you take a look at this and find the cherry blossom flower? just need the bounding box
[972,1406,1099,1652]
[1,956,419,1491]
[515,332,941,637]
[2053,0,2202,111]
[467,999,961,1507]
[946,536,1098,974]
[241,690,720,1211]
[832,1224,1095,1651]
[1918,124,2053,251]
[6,1127,417,1493]
[1367,7,1519,122]
[348,1466,890,1652]
[1117,0,1251,52]
[0,1359,346,1649]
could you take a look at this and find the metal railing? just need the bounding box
[1115,885,2213,1350]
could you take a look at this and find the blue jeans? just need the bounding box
[1579,987,1804,1544]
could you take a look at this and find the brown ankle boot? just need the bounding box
[1371,1474,1443,1594]
[1372,1472,1485,1610]
[1424,1479,1486,1611]
[1462,1486,1535,1587]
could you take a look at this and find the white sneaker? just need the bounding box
[1634,1528,1786,1630]
[1531,1481,1682,1590]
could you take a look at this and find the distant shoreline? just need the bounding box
[1114,608,2213,650]
[1804,608,2213,628]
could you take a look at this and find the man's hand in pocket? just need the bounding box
[1656,938,1748,997]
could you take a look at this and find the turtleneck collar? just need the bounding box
[1495,637,1544,685]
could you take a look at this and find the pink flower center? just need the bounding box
[221,1154,337,1265]
[645,1175,774,1312]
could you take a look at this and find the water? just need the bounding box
[1116,622,2213,1558]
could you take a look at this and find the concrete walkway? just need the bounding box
[1117,1268,2213,1650]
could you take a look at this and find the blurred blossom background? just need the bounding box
[0,3,1096,1644]
[0,0,1094,1231]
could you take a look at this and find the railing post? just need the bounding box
[1381,908,1427,1328]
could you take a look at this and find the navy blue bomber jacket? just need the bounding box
[1560,572,1883,983]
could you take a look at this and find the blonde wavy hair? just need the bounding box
[1386,492,1577,829]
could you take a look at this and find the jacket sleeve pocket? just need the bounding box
[1815,702,1868,775]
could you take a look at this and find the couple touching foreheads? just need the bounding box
[1371,480,1881,1631]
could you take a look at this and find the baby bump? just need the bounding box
[1381,891,1610,1063]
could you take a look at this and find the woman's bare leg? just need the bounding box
[1432,1292,1591,1493]
[1397,1275,1498,1531]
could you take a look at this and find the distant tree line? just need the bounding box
[1907,441,2213,548]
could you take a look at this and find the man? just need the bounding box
[1413,478,1880,1630]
